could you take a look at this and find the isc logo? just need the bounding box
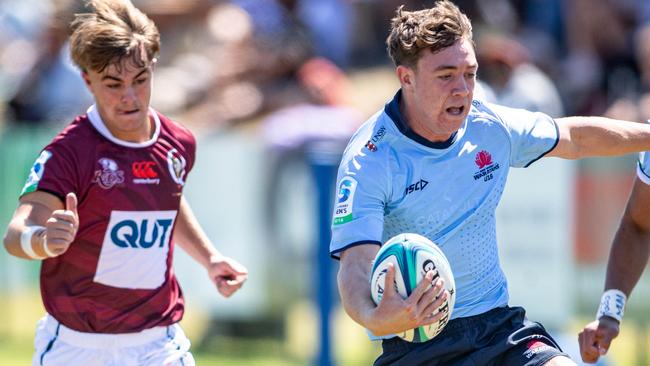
[404,179,429,196]
[104,210,177,249]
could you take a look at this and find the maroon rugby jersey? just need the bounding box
[21,105,196,333]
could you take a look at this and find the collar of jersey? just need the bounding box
[86,104,161,148]
[384,90,464,150]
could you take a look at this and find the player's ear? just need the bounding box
[396,65,414,91]
[81,71,91,87]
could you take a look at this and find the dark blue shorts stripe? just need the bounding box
[40,323,60,365]
[167,325,188,366]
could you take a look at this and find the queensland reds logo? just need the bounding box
[474,150,493,169]
[93,158,125,189]
[166,148,187,186]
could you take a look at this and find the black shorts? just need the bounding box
[374,306,569,366]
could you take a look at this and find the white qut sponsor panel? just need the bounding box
[94,210,177,289]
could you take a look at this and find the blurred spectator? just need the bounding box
[261,56,363,305]
[561,0,645,116]
[0,0,88,128]
[6,1,92,126]
[136,0,315,130]
[0,0,646,137]
[0,0,56,103]
[296,0,354,68]
[135,0,264,127]
[477,33,564,117]
[262,56,362,150]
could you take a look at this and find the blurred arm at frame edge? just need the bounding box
[579,176,650,363]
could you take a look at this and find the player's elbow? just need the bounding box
[2,228,13,254]
[2,221,23,256]
[554,118,600,160]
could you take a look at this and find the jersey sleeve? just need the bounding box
[487,103,559,168]
[180,124,197,173]
[20,141,79,200]
[330,150,389,259]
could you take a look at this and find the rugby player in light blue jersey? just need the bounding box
[331,2,650,366]
[579,147,650,363]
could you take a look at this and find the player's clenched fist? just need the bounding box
[44,192,79,256]
[578,316,620,363]
[207,256,248,298]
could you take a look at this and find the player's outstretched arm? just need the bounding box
[3,191,78,260]
[338,244,448,336]
[579,178,650,363]
[548,117,650,160]
[174,196,248,297]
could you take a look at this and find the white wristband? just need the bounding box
[596,289,627,323]
[20,226,46,260]
[42,239,57,257]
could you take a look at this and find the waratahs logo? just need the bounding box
[338,179,354,203]
[474,150,492,169]
[473,150,500,182]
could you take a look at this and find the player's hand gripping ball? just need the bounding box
[370,233,456,342]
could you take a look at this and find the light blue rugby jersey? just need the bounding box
[330,91,559,321]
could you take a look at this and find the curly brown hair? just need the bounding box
[70,0,160,73]
[386,1,473,68]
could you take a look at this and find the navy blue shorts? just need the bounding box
[374,306,569,366]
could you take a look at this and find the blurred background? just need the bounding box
[1,0,650,365]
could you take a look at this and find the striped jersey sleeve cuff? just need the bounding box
[330,240,382,260]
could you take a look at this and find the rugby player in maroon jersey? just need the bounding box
[2,1,247,365]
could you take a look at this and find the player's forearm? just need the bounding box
[604,218,650,296]
[3,200,54,260]
[553,117,650,159]
[337,261,376,329]
[3,219,48,260]
[3,221,26,258]
[174,197,222,268]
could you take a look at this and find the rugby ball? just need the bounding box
[370,233,455,342]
